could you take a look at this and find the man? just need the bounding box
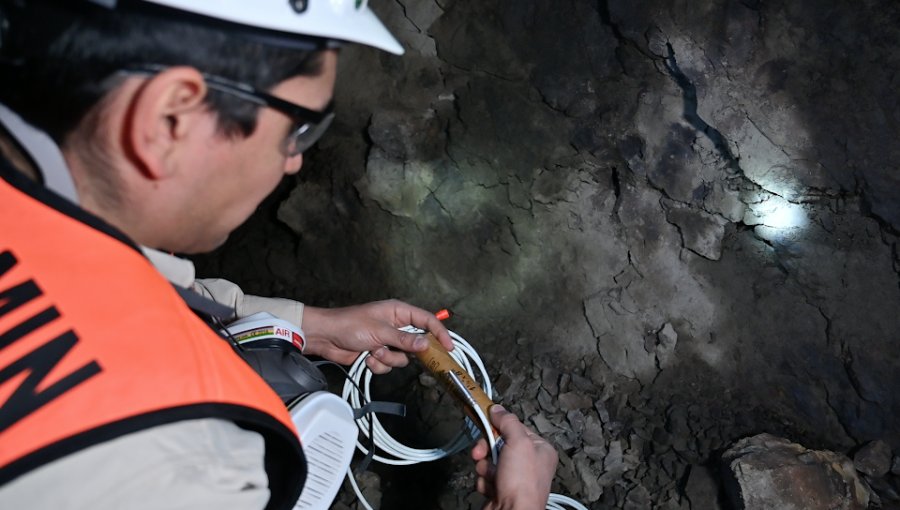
[0,1,557,509]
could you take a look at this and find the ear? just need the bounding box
[125,67,208,180]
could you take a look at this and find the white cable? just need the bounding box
[342,327,588,510]
[342,328,484,466]
[547,493,591,510]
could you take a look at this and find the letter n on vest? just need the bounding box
[0,250,102,432]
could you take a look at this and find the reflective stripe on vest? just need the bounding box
[0,173,305,508]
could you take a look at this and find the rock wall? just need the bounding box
[197,0,900,506]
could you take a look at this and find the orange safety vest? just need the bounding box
[0,163,306,509]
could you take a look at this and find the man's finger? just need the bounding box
[392,302,454,351]
[471,438,489,460]
[475,477,487,495]
[489,405,529,440]
[365,354,392,375]
[370,346,411,368]
[383,330,430,353]
[474,459,494,478]
[475,476,495,498]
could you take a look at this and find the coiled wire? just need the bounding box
[342,327,588,510]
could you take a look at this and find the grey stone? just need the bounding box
[567,410,586,437]
[624,484,652,510]
[666,405,691,453]
[519,378,542,401]
[624,434,643,471]
[559,373,571,394]
[575,453,604,502]
[418,372,438,388]
[570,374,595,393]
[583,415,606,447]
[520,401,539,422]
[492,373,513,397]
[465,491,486,510]
[557,450,582,496]
[595,401,611,424]
[722,433,869,510]
[559,391,593,411]
[537,388,557,413]
[355,471,382,510]
[531,413,558,435]
[656,322,678,368]
[584,288,660,382]
[437,490,460,510]
[424,387,441,403]
[664,201,730,261]
[864,476,900,504]
[657,323,677,349]
[854,440,893,478]
[585,445,608,462]
[367,109,444,162]
[554,431,576,452]
[598,439,627,486]
[541,366,560,395]
[604,440,625,472]
[684,465,723,510]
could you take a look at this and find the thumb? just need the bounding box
[489,405,525,438]
[389,330,430,353]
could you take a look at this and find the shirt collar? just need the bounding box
[140,247,197,288]
[0,102,79,204]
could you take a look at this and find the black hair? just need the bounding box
[0,0,324,143]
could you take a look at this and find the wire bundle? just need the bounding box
[342,328,588,510]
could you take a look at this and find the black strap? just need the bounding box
[352,401,406,420]
[351,401,406,473]
[172,285,235,322]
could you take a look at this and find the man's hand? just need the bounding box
[471,406,558,510]
[301,299,454,374]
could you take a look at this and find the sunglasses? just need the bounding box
[123,65,334,156]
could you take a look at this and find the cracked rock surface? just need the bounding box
[196,0,900,507]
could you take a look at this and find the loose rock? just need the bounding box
[418,372,438,388]
[531,412,558,435]
[598,439,627,486]
[854,440,893,478]
[542,366,561,394]
[656,322,678,368]
[623,483,652,510]
[355,471,382,510]
[722,433,869,510]
[574,453,604,502]
[584,444,608,462]
[684,465,723,510]
[559,391,593,411]
[567,410,586,437]
[538,388,557,413]
[583,415,606,447]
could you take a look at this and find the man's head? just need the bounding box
[0,0,400,252]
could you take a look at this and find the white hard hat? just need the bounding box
[86,0,404,55]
